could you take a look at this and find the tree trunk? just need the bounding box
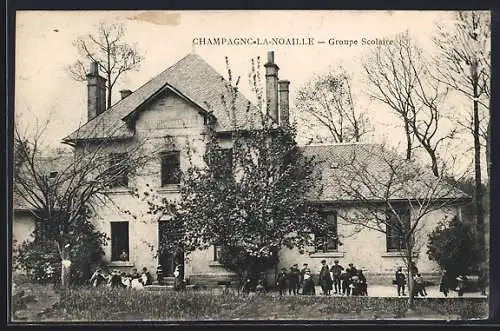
[61,260,72,289]
[404,121,412,160]
[473,84,485,255]
[407,255,415,309]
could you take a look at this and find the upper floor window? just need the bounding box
[161,151,181,186]
[108,152,129,187]
[386,206,410,252]
[315,211,338,253]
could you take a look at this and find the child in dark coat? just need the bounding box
[302,270,316,295]
[276,268,288,296]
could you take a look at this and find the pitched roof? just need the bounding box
[301,143,469,203]
[63,53,262,143]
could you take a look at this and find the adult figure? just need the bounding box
[287,264,300,295]
[330,259,344,294]
[395,266,406,296]
[319,259,333,295]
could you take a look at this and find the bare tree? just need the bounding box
[330,143,467,307]
[432,11,490,252]
[295,68,371,144]
[13,117,152,288]
[67,21,143,109]
[363,32,456,176]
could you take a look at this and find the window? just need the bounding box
[386,206,410,252]
[108,153,128,187]
[315,211,338,253]
[111,221,129,261]
[161,151,181,186]
[213,245,223,261]
[214,148,233,178]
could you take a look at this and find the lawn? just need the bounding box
[11,284,489,322]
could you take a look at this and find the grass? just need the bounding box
[28,286,487,321]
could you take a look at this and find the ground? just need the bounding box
[10,280,488,322]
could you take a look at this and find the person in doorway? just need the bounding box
[319,260,333,295]
[395,266,406,296]
[331,260,344,294]
[119,250,129,261]
[173,264,185,291]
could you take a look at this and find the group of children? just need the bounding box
[276,260,368,296]
[89,267,154,289]
[394,264,427,297]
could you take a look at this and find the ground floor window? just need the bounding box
[111,221,129,261]
[386,206,410,252]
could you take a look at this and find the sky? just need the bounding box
[14,10,489,177]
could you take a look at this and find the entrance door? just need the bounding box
[158,221,184,278]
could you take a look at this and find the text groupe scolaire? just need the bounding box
[192,37,394,47]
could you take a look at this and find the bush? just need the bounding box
[427,215,483,276]
[51,287,488,321]
[14,220,107,285]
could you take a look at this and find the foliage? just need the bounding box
[427,215,483,276]
[15,208,108,285]
[42,286,487,321]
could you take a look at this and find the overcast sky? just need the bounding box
[15,10,487,177]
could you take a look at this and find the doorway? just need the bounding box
[158,220,184,278]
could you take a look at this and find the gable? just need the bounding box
[63,53,262,144]
[134,89,206,135]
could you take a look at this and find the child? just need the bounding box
[414,273,427,297]
[395,266,406,296]
[89,267,108,287]
[340,270,350,296]
[302,270,316,295]
[276,267,288,296]
[141,267,153,285]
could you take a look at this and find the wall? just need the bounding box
[278,206,459,282]
[13,211,36,249]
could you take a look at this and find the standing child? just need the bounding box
[414,273,427,297]
[276,267,288,296]
[331,260,344,294]
[395,266,406,296]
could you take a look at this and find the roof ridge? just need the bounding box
[300,142,378,147]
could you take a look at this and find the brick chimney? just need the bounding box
[264,51,279,124]
[86,61,106,121]
[278,80,290,128]
[119,89,132,100]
